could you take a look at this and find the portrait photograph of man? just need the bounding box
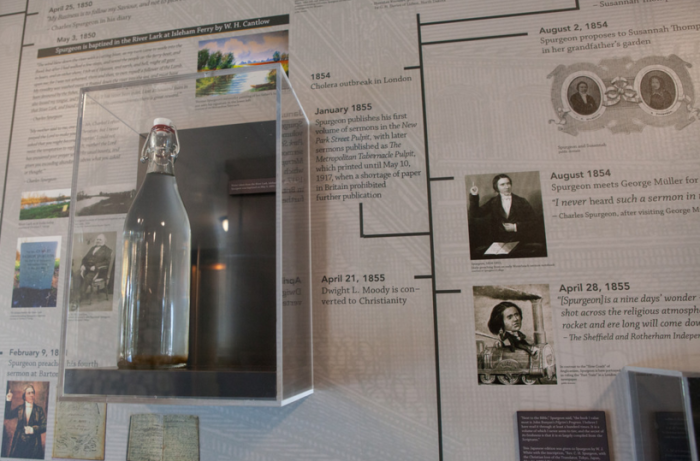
[473,285,556,386]
[465,171,547,260]
[2,381,49,459]
[567,77,601,116]
[69,231,117,312]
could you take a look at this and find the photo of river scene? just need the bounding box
[75,183,135,217]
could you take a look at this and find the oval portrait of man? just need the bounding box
[566,76,602,116]
[640,70,677,112]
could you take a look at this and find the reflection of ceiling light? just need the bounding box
[197,263,227,271]
[221,218,229,232]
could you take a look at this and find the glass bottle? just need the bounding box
[118,118,191,369]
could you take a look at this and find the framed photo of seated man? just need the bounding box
[465,171,547,260]
[68,231,117,312]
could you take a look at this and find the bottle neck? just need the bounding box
[146,156,175,175]
[142,125,179,175]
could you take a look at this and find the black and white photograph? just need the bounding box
[68,231,117,312]
[566,76,601,116]
[473,285,557,386]
[75,184,136,217]
[640,69,677,112]
[465,171,547,260]
[549,56,696,134]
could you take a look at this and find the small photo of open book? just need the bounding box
[484,242,519,255]
[127,414,199,461]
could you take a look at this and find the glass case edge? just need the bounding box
[278,69,310,126]
[305,94,314,394]
[681,377,700,461]
[58,394,285,407]
[623,368,645,461]
[280,389,314,407]
[275,62,284,403]
[57,89,88,402]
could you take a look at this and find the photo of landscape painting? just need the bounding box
[196,30,289,96]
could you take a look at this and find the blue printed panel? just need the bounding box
[19,241,58,290]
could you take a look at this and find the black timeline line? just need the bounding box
[430,177,453,182]
[414,3,580,460]
[416,13,445,461]
[420,0,580,26]
[418,279,462,294]
[404,65,420,70]
[0,0,29,244]
[359,203,430,239]
[0,11,25,18]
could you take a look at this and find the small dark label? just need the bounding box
[229,178,276,195]
[517,411,610,461]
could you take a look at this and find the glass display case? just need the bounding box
[57,64,312,405]
[625,366,700,461]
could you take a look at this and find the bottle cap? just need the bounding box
[153,118,173,127]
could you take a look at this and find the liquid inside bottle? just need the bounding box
[118,118,191,369]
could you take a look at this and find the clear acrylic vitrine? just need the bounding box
[58,64,312,405]
[625,366,699,461]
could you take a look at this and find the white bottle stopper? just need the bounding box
[153,118,173,127]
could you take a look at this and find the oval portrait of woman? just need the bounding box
[640,70,677,112]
